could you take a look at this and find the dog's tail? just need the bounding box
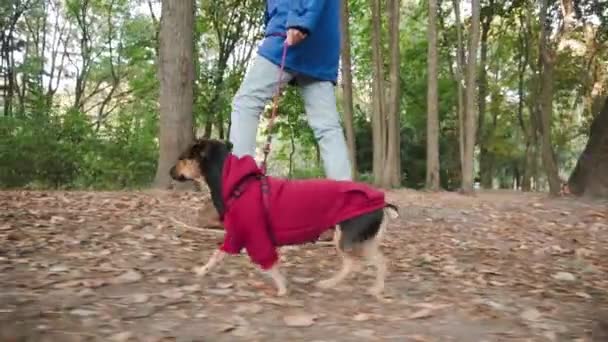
[384,203,400,220]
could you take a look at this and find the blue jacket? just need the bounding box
[257,0,340,83]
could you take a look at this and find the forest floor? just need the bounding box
[1,189,607,342]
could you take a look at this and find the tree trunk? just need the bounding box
[480,86,498,188]
[461,0,481,194]
[537,0,561,196]
[383,0,402,187]
[477,10,492,189]
[370,0,386,186]
[339,0,357,179]
[451,0,466,177]
[568,97,608,198]
[517,12,533,192]
[153,0,196,189]
[425,0,440,191]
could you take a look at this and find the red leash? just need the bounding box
[260,36,289,175]
[258,34,288,244]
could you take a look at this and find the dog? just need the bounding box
[170,138,399,297]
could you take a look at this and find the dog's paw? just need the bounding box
[315,279,337,289]
[276,287,288,297]
[193,266,208,277]
[367,285,384,298]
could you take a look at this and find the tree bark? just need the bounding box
[425,0,440,191]
[517,11,533,192]
[383,0,402,187]
[461,0,481,194]
[370,0,386,186]
[153,0,196,189]
[451,0,466,177]
[537,0,561,196]
[340,0,357,179]
[477,7,492,189]
[568,97,608,198]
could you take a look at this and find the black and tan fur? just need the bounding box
[170,138,399,297]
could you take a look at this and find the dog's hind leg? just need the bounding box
[316,227,358,289]
[362,217,388,297]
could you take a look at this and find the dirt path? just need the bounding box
[1,190,607,341]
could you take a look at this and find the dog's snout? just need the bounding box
[169,164,188,182]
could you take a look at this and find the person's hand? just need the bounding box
[285,28,307,46]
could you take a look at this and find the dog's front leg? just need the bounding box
[194,249,226,277]
[266,263,287,296]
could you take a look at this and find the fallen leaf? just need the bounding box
[181,284,201,293]
[402,334,435,342]
[231,326,256,337]
[99,249,112,256]
[110,331,134,342]
[353,313,372,321]
[352,329,375,337]
[77,288,96,297]
[111,269,143,284]
[234,303,263,314]
[207,288,233,296]
[412,302,452,310]
[143,233,156,240]
[70,308,97,317]
[217,282,234,289]
[262,298,304,307]
[520,308,542,321]
[81,278,107,288]
[130,293,150,303]
[50,216,66,224]
[292,276,315,284]
[575,292,592,299]
[160,288,184,300]
[408,308,434,320]
[216,323,237,333]
[552,271,576,282]
[121,225,134,232]
[49,264,69,273]
[283,313,317,327]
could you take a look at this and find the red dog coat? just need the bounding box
[218,154,387,270]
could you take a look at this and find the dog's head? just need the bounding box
[169,138,233,182]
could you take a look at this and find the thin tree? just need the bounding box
[536,0,562,195]
[370,0,402,188]
[340,0,357,179]
[460,0,481,194]
[451,0,465,177]
[370,0,386,185]
[384,0,402,187]
[425,0,440,190]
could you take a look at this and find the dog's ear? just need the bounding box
[190,139,211,160]
[225,141,233,152]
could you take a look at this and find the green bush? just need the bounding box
[0,109,158,190]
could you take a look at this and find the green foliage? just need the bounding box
[1,0,605,190]
[0,108,157,189]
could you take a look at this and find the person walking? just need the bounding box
[229,0,352,181]
[198,1,351,241]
